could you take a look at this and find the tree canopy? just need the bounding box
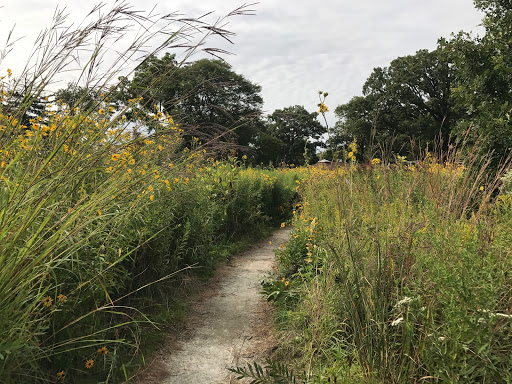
[334,48,460,159]
[124,54,264,151]
[440,0,512,164]
[256,105,325,165]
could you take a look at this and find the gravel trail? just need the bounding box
[137,228,290,384]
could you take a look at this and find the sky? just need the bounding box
[0,0,485,126]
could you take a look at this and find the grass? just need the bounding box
[0,4,301,383]
[263,148,512,383]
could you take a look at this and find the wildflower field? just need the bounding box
[260,150,512,383]
[0,80,303,382]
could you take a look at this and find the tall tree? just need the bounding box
[335,48,460,159]
[123,55,264,151]
[259,105,325,165]
[441,0,512,164]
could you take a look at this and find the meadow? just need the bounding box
[0,7,305,382]
[2,3,512,384]
[253,147,512,383]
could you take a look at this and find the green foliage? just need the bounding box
[437,1,512,166]
[258,105,326,166]
[334,48,459,160]
[270,151,512,383]
[114,54,264,151]
[229,359,302,384]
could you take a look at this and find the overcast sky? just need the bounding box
[1,0,484,125]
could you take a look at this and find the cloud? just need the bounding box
[0,0,484,127]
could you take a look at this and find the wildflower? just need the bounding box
[281,223,285,228]
[98,109,104,115]
[281,277,285,282]
[111,154,121,161]
[269,241,272,246]
[7,69,12,76]
[150,195,154,201]
[57,371,65,381]
[85,359,94,369]
[391,317,404,326]
[371,158,381,165]
[42,296,52,308]
[479,186,484,191]
[317,103,328,113]
[97,210,102,216]
[395,296,413,308]
[285,281,289,286]
[97,346,108,355]
[148,185,154,192]
[57,294,67,303]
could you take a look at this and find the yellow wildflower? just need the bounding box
[85,359,94,369]
[317,103,328,113]
[57,294,67,303]
[42,296,52,308]
[97,346,108,355]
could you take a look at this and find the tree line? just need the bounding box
[48,0,512,167]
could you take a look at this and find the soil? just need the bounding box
[134,228,291,384]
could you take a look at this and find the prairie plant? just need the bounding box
[0,2,256,382]
[271,142,512,383]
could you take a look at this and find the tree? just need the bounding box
[123,55,264,152]
[54,83,101,113]
[335,48,460,159]
[441,0,512,164]
[258,105,326,165]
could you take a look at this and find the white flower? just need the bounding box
[394,296,413,308]
[391,317,404,326]
[493,313,512,319]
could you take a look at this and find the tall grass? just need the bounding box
[269,147,512,383]
[0,3,300,383]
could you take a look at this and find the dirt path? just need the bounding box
[136,228,290,384]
